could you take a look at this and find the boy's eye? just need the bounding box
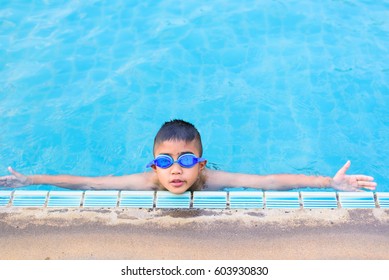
[159,157,172,166]
[180,155,195,165]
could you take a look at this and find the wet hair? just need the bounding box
[153,119,203,156]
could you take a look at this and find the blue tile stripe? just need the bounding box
[193,191,227,208]
[376,192,389,208]
[265,192,300,209]
[47,191,83,207]
[0,191,12,207]
[83,191,119,207]
[119,191,155,208]
[156,191,191,208]
[338,192,376,208]
[229,191,264,209]
[1,190,386,209]
[12,191,48,207]
[301,192,338,209]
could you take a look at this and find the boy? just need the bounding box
[0,119,377,193]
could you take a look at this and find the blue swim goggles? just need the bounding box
[146,153,206,169]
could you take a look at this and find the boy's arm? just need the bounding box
[204,161,376,192]
[0,167,156,190]
[204,170,332,190]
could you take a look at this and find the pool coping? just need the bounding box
[1,205,388,260]
[2,191,388,259]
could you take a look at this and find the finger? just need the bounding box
[357,186,376,191]
[354,175,375,181]
[8,166,15,174]
[336,160,351,176]
[356,181,377,189]
[0,176,14,188]
[8,166,22,177]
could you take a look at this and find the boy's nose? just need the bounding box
[170,163,183,174]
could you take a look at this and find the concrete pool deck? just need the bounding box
[0,207,388,260]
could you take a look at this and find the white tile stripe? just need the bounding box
[83,191,119,207]
[338,192,376,208]
[193,191,227,208]
[229,191,264,208]
[119,191,155,208]
[0,190,387,209]
[0,191,12,206]
[156,191,191,208]
[301,192,338,209]
[12,190,48,207]
[47,191,84,207]
[265,192,301,209]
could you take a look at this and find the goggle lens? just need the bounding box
[147,154,205,169]
[179,154,197,167]
[156,156,173,168]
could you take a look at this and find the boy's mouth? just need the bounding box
[170,179,185,188]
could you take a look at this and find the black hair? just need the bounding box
[153,119,203,156]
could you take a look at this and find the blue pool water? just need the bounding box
[0,0,388,191]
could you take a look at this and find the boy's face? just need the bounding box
[152,139,206,194]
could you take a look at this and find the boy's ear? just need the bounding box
[199,160,207,171]
[151,165,157,172]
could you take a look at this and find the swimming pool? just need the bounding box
[0,0,388,191]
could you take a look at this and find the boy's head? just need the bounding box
[153,119,203,157]
[149,119,206,194]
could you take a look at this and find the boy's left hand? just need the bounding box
[332,160,377,191]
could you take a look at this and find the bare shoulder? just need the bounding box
[140,171,159,190]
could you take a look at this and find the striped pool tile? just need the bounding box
[376,192,389,208]
[83,191,119,207]
[119,191,155,208]
[12,191,48,207]
[338,192,376,208]
[193,191,227,208]
[2,190,386,209]
[0,191,12,207]
[156,191,191,208]
[47,191,83,207]
[265,191,301,209]
[229,191,264,209]
[301,192,338,209]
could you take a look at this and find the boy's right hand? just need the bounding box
[0,167,33,188]
[331,161,376,191]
